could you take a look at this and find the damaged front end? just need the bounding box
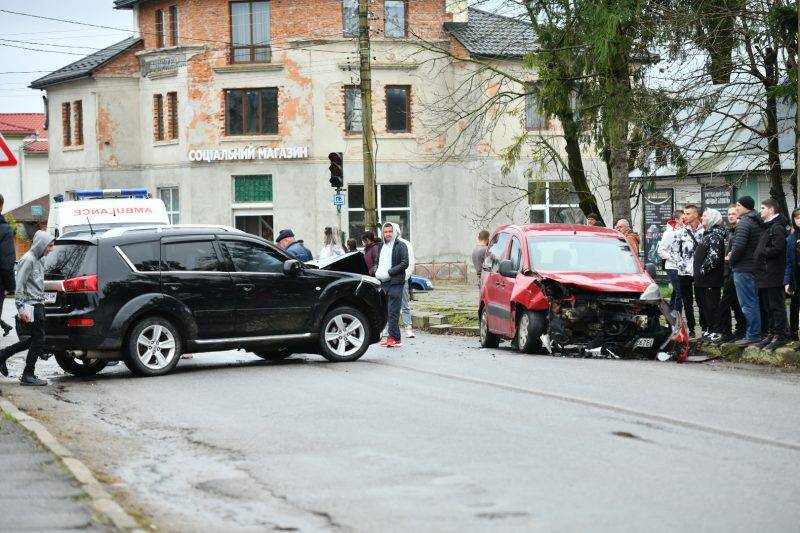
[536,278,690,362]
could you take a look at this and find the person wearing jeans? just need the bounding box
[728,196,765,346]
[374,222,409,348]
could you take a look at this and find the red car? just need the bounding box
[478,224,690,361]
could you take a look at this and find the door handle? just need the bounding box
[164,283,180,292]
[237,283,254,292]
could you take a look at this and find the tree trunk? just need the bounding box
[765,47,788,217]
[561,112,605,225]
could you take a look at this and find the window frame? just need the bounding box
[167,91,178,140]
[169,5,179,46]
[383,0,407,38]
[220,238,285,275]
[385,85,411,133]
[224,87,279,136]
[347,183,411,241]
[155,9,165,48]
[153,93,165,142]
[72,100,83,146]
[528,181,582,224]
[342,0,359,37]
[344,85,362,134]
[229,0,271,64]
[159,187,180,224]
[524,84,547,131]
[486,232,512,272]
[61,102,71,147]
[233,175,274,204]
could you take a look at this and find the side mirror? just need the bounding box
[283,259,302,276]
[645,262,658,279]
[498,259,516,278]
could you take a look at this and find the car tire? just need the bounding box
[517,310,545,354]
[54,353,108,377]
[123,317,182,377]
[479,308,500,348]
[254,348,293,361]
[319,306,371,362]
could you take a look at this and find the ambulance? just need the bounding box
[47,189,170,238]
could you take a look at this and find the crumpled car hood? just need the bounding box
[535,270,653,294]
[305,251,369,275]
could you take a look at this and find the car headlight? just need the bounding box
[361,276,381,286]
[640,283,661,301]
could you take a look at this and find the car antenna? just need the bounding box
[87,217,95,236]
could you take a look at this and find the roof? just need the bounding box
[29,37,142,90]
[113,0,138,7]
[0,113,45,136]
[7,194,49,222]
[497,224,621,237]
[23,140,48,154]
[444,8,536,58]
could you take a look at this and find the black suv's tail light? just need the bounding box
[67,318,95,327]
[63,275,98,293]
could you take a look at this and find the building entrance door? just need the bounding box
[234,214,274,241]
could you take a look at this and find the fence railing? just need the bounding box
[414,261,470,283]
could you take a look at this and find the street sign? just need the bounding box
[0,132,17,167]
[31,205,43,217]
[333,193,345,206]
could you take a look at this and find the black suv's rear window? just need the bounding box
[44,242,98,280]
[120,242,161,272]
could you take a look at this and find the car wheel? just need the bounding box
[319,306,371,362]
[517,310,545,354]
[123,317,182,377]
[54,353,108,377]
[254,348,293,361]
[479,308,500,348]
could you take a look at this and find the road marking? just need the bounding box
[367,360,800,452]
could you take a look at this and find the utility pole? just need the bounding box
[358,0,377,233]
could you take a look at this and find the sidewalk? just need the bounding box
[411,281,479,335]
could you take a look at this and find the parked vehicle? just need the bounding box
[43,225,387,377]
[48,188,169,238]
[410,275,433,291]
[478,224,689,361]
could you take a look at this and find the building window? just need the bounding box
[343,0,358,36]
[528,181,583,223]
[73,100,83,145]
[384,0,406,38]
[159,187,180,224]
[169,5,179,46]
[61,102,71,147]
[234,175,273,203]
[225,88,278,136]
[525,90,547,130]
[385,86,410,132]
[345,86,362,133]
[155,9,165,48]
[167,92,178,140]
[231,1,271,63]
[153,94,164,141]
[347,184,411,240]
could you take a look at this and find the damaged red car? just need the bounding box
[478,224,690,361]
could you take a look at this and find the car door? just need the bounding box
[160,236,238,339]
[484,231,511,334]
[219,237,325,335]
[499,235,524,337]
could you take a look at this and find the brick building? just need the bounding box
[30,0,569,263]
[0,113,49,212]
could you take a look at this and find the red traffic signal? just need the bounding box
[328,152,343,188]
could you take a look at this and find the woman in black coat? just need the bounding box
[693,208,727,340]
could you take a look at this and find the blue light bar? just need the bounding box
[74,188,149,200]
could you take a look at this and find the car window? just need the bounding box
[162,241,221,272]
[119,242,161,272]
[527,236,640,274]
[509,237,522,273]
[486,232,511,272]
[223,240,284,274]
[45,242,97,279]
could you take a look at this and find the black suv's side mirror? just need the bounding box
[498,260,516,278]
[283,259,302,276]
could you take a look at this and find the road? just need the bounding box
[2,332,799,532]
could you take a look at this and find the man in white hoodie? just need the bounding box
[398,227,416,338]
[374,222,409,347]
[657,210,684,314]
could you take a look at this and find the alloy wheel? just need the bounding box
[480,311,489,343]
[324,313,365,358]
[136,324,177,370]
[518,313,529,347]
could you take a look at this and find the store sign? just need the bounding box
[642,188,674,274]
[30,205,43,216]
[701,186,736,226]
[142,56,187,76]
[188,146,309,163]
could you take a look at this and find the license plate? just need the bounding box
[44,292,57,304]
[634,337,654,348]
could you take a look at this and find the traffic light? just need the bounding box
[328,152,343,188]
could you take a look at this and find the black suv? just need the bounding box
[42,226,387,377]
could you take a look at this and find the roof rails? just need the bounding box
[101,224,245,239]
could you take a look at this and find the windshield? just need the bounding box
[44,242,97,280]
[527,236,640,274]
[62,222,167,237]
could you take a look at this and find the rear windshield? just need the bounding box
[527,236,640,274]
[44,242,98,280]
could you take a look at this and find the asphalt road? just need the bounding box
[2,332,800,532]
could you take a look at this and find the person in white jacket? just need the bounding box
[398,227,415,338]
[657,211,684,314]
[318,226,345,260]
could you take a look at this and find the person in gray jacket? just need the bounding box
[0,230,54,385]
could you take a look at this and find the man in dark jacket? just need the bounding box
[0,195,15,336]
[711,205,746,343]
[276,229,313,262]
[753,198,788,350]
[374,222,408,347]
[693,209,726,341]
[361,231,380,276]
[729,196,765,346]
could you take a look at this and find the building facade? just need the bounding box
[30,0,576,264]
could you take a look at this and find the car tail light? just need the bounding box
[66,318,95,327]
[63,275,98,293]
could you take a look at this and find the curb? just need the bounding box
[0,397,146,532]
